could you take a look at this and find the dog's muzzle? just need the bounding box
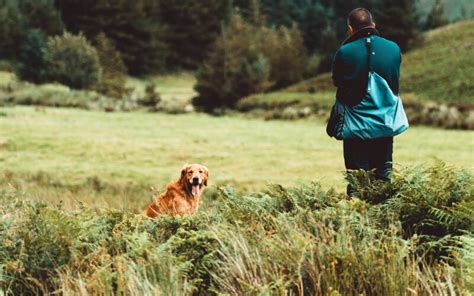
[191,178,201,197]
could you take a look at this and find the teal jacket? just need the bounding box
[329,27,408,140]
[332,28,401,107]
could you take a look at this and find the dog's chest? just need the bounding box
[174,195,199,213]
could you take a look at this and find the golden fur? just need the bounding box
[145,164,208,218]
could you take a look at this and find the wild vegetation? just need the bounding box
[1,162,472,294]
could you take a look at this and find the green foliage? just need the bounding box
[371,0,421,51]
[18,0,64,36]
[46,33,101,89]
[0,164,472,294]
[348,162,474,260]
[0,0,63,60]
[159,0,231,69]
[56,0,169,75]
[424,0,449,29]
[16,30,49,84]
[194,14,307,111]
[93,32,128,98]
[0,1,26,59]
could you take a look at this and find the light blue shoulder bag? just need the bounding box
[327,37,409,140]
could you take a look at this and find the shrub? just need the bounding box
[46,32,101,89]
[16,30,49,84]
[347,162,474,260]
[193,14,307,111]
[93,32,128,98]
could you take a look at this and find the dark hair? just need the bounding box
[347,8,374,30]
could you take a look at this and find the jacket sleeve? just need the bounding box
[331,49,343,87]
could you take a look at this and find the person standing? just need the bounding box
[331,8,408,195]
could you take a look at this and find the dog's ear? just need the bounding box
[181,164,189,178]
[202,166,209,186]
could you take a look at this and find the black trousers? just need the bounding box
[343,136,393,195]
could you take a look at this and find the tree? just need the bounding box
[56,0,169,75]
[159,0,231,69]
[424,0,448,30]
[93,32,128,98]
[371,0,421,51]
[194,14,307,111]
[0,0,63,60]
[19,0,64,36]
[0,1,26,59]
[16,30,49,83]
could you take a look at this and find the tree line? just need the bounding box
[1,0,451,75]
[0,0,452,109]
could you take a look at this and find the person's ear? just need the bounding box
[372,22,376,28]
[348,25,354,34]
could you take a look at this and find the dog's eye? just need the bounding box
[199,170,203,173]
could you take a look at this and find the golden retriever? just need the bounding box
[145,164,209,218]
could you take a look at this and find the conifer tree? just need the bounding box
[159,0,231,69]
[16,29,49,83]
[371,0,420,51]
[93,32,128,98]
[56,0,168,75]
[424,0,448,30]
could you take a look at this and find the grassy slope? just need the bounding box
[1,106,472,211]
[402,20,474,103]
[242,20,474,107]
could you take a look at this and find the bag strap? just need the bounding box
[366,37,373,72]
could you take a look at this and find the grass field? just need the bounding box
[1,106,472,212]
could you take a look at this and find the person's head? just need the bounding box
[347,8,375,34]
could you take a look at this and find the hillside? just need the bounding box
[241,20,474,113]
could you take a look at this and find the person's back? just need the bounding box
[330,8,407,196]
[332,29,401,107]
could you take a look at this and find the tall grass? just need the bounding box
[0,163,472,295]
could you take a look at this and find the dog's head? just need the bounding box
[180,164,209,197]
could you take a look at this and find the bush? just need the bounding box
[93,32,128,98]
[193,14,307,111]
[46,32,101,89]
[16,30,49,84]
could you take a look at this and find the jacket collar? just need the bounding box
[342,27,379,45]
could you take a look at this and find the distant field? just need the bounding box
[126,72,197,103]
[1,106,472,211]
